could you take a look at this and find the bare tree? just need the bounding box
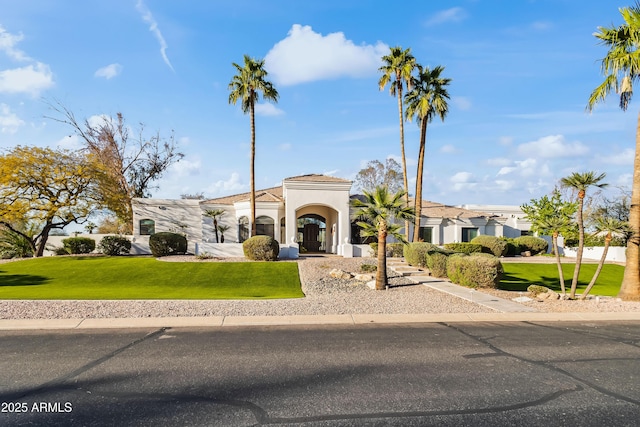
[46,100,183,232]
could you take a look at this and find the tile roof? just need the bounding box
[202,186,283,205]
[284,174,351,183]
[419,200,495,219]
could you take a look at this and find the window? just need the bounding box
[238,216,249,243]
[255,216,274,238]
[139,219,155,235]
[419,227,433,243]
[520,230,532,236]
[461,227,478,242]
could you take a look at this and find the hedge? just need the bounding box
[98,236,132,256]
[514,236,548,255]
[62,237,96,254]
[149,232,187,257]
[403,242,439,267]
[443,242,482,254]
[243,235,280,261]
[470,235,508,257]
[446,254,503,289]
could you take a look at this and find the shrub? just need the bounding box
[370,242,405,257]
[501,238,521,257]
[403,242,439,267]
[426,251,449,278]
[527,284,550,296]
[98,236,131,256]
[443,242,482,254]
[243,235,280,261]
[360,263,377,273]
[514,236,548,255]
[62,237,96,254]
[149,232,187,257]
[446,254,503,289]
[470,235,508,257]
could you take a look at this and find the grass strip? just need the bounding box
[0,256,304,300]
[500,263,624,297]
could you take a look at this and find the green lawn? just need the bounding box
[0,256,304,300]
[501,263,624,297]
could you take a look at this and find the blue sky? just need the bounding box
[0,0,635,207]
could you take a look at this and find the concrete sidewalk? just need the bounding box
[1,311,639,330]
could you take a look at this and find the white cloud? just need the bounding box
[264,24,388,86]
[95,63,123,79]
[514,158,551,178]
[136,0,174,72]
[601,148,634,166]
[425,7,468,26]
[0,103,24,134]
[497,166,516,176]
[205,172,246,196]
[450,171,477,191]
[170,158,201,177]
[517,134,589,158]
[487,157,512,167]
[494,180,515,191]
[452,96,472,111]
[0,25,30,61]
[498,136,513,146]
[0,62,54,96]
[440,144,458,154]
[56,134,81,150]
[255,103,285,116]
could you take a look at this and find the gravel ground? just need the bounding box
[0,255,639,319]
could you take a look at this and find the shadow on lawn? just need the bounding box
[0,271,49,287]
[499,273,571,293]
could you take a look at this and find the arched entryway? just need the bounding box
[297,214,326,252]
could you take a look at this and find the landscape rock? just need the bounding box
[329,268,353,279]
[354,273,374,281]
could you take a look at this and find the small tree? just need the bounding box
[354,158,403,194]
[204,209,226,243]
[0,146,103,257]
[351,186,415,290]
[522,191,577,296]
[581,218,630,299]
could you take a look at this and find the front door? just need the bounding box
[303,223,321,252]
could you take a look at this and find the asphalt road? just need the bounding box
[1,321,639,426]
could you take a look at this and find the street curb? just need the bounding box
[1,312,640,330]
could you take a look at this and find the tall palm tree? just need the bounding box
[228,55,279,237]
[204,208,225,243]
[588,3,640,300]
[560,171,608,299]
[351,186,415,290]
[581,218,630,300]
[404,65,451,242]
[378,46,416,240]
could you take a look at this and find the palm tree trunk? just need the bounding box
[249,98,257,237]
[553,233,565,296]
[569,196,585,298]
[581,236,611,300]
[397,86,410,242]
[412,121,427,242]
[376,224,388,290]
[619,111,640,300]
[214,217,220,243]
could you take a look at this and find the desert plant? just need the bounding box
[470,235,508,257]
[443,242,482,254]
[403,242,439,267]
[149,232,187,257]
[0,226,34,259]
[62,237,96,254]
[426,250,449,278]
[242,235,280,261]
[98,235,131,256]
[527,284,550,296]
[446,254,503,289]
[514,236,549,255]
[360,263,377,273]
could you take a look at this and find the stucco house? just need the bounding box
[131,174,530,257]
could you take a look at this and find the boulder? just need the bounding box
[354,273,374,282]
[329,269,353,279]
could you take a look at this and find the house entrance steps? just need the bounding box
[387,258,537,313]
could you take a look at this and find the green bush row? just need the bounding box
[513,236,548,255]
[62,237,96,254]
[443,242,482,254]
